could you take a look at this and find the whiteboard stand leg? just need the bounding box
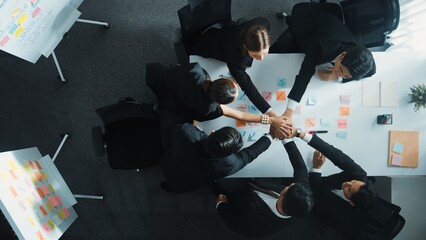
[76,19,110,28]
[53,133,105,201]
[51,51,67,83]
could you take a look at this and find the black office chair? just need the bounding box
[277,0,400,49]
[92,98,162,169]
[360,197,405,240]
[174,0,232,65]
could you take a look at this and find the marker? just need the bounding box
[308,130,328,134]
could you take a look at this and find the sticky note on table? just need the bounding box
[305,117,315,128]
[49,196,58,207]
[392,142,404,154]
[248,105,259,114]
[276,91,286,101]
[237,93,247,101]
[41,184,49,195]
[339,106,350,116]
[391,154,402,166]
[337,119,348,128]
[63,207,70,218]
[239,131,247,140]
[340,95,350,105]
[248,132,259,141]
[307,97,318,106]
[237,103,247,112]
[45,201,54,212]
[320,118,330,127]
[277,78,287,88]
[57,209,66,220]
[293,106,301,116]
[236,120,246,127]
[262,91,272,101]
[35,160,42,169]
[336,131,348,139]
[51,214,63,226]
[55,195,63,205]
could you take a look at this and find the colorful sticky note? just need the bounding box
[239,131,247,140]
[336,131,348,139]
[45,201,54,212]
[28,216,36,226]
[307,97,318,106]
[48,219,55,230]
[48,184,55,193]
[55,195,62,205]
[31,175,38,184]
[57,209,66,220]
[276,91,286,101]
[392,142,404,154]
[339,106,350,116]
[32,7,41,18]
[35,160,42,169]
[17,14,28,25]
[236,120,246,127]
[18,200,26,211]
[236,103,247,112]
[1,171,9,182]
[23,162,31,171]
[237,93,247,101]
[7,160,17,169]
[293,106,301,116]
[51,214,63,226]
[29,161,36,170]
[41,223,51,234]
[14,26,24,37]
[36,187,45,198]
[9,169,17,180]
[0,36,10,47]
[305,117,316,128]
[41,184,49,195]
[36,230,45,240]
[9,186,18,197]
[277,78,287,88]
[34,171,43,181]
[337,119,348,129]
[26,197,34,206]
[248,132,259,142]
[63,207,70,218]
[39,205,47,216]
[41,171,48,180]
[340,95,350,105]
[391,154,402,166]
[248,105,259,114]
[49,196,58,207]
[320,118,330,127]
[262,91,272,101]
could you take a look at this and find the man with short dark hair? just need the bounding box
[270,2,376,125]
[215,130,313,238]
[293,128,379,239]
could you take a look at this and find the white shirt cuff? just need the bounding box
[263,133,274,142]
[265,108,273,114]
[281,138,294,145]
[310,168,322,173]
[286,99,298,110]
[301,133,313,143]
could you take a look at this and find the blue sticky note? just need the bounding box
[248,105,259,114]
[320,118,330,127]
[277,78,287,88]
[336,131,348,139]
[248,132,259,142]
[239,131,247,140]
[392,142,404,154]
[237,92,247,101]
[307,97,318,106]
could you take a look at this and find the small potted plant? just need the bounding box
[408,83,426,111]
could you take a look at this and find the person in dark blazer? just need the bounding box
[270,3,376,124]
[292,128,378,239]
[215,133,314,238]
[146,62,291,149]
[160,123,273,193]
[188,17,278,117]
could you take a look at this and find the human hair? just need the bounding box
[203,78,237,104]
[341,45,374,80]
[281,183,314,217]
[239,24,271,55]
[351,180,379,209]
[203,126,243,159]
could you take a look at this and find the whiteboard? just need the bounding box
[0,0,82,63]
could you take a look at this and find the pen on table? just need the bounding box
[308,130,328,134]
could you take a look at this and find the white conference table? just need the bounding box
[190,52,426,177]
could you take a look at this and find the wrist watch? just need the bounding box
[295,128,302,138]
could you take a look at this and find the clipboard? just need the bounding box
[388,130,420,167]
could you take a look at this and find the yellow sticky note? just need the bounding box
[0,171,9,182]
[31,175,38,184]
[340,106,350,116]
[47,219,55,230]
[14,26,24,37]
[276,91,286,101]
[28,216,36,226]
[27,197,34,206]
[45,201,54,212]
[57,209,66,220]
[48,184,55,193]
[41,171,48,180]
[305,117,316,128]
[18,14,28,25]
[23,163,31,171]
[7,160,17,169]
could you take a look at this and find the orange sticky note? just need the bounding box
[9,186,18,197]
[36,187,45,198]
[305,117,316,128]
[34,171,43,181]
[337,119,348,128]
[276,91,286,101]
[9,169,17,180]
[36,230,46,240]
[29,161,36,170]
[236,120,246,127]
[39,205,47,216]
[35,160,42,170]
[340,106,350,116]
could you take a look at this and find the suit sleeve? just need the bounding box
[309,172,322,196]
[308,134,366,179]
[227,136,271,175]
[283,141,309,184]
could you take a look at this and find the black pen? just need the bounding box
[308,130,328,134]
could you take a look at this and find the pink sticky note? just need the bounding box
[49,196,58,207]
[236,103,247,112]
[62,207,70,218]
[42,223,51,234]
[55,195,62,205]
[391,155,402,166]
[305,117,315,128]
[261,91,272,101]
[0,36,10,47]
[41,184,49,195]
[337,119,348,128]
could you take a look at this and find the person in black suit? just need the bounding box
[214,133,314,238]
[292,128,378,239]
[188,17,279,117]
[146,62,291,149]
[270,3,376,124]
[161,123,273,193]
